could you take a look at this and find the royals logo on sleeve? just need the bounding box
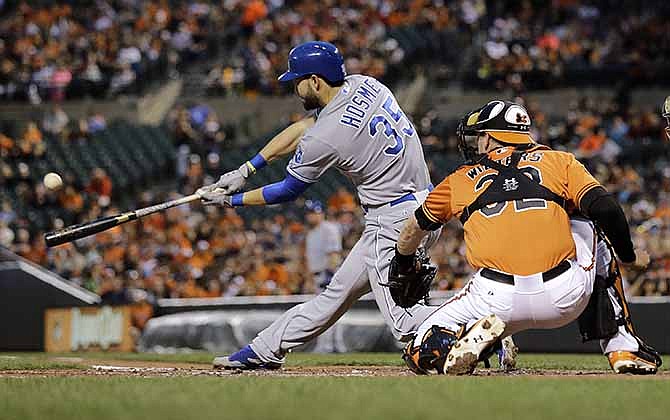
[294,145,304,164]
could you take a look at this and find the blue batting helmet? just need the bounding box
[278,41,346,84]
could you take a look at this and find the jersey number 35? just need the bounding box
[368,95,415,156]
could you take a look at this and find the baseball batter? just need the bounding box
[389,100,662,375]
[198,41,443,369]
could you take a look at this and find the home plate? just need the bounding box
[92,365,178,373]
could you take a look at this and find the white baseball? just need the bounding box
[43,172,63,190]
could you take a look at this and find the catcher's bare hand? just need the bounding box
[621,249,650,270]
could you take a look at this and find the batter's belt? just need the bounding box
[361,184,434,213]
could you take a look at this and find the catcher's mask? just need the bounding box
[403,325,464,374]
[457,109,482,163]
[663,96,670,141]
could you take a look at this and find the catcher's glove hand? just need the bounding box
[382,247,437,308]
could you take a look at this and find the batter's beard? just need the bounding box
[301,92,321,111]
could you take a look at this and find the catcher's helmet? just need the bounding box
[278,41,346,84]
[663,96,670,141]
[473,100,534,145]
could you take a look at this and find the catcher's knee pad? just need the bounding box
[402,325,464,375]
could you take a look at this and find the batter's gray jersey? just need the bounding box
[286,75,432,206]
[306,221,342,273]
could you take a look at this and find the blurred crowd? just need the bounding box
[167,102,229,152]
[0,0,457,101]
[0,0,220,102]
[200,0,670,95]
[3,1,668,103]
[468,0,670,91]
[2,185,365,303]
[0,105,107,191]
[204,0,454,96]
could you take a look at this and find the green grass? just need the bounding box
[2,375,670,420]
[1,353,668,420]
[0,355,86,371]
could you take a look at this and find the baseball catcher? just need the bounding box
[389,100,662,375]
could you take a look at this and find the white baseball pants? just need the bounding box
[413,218,640,354]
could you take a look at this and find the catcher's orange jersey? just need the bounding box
[421,146,600,275]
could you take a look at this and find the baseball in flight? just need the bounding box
[43,172,63,191]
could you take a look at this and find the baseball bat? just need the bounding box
[44,193,200,247]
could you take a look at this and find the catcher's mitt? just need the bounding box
[382,248,437,308]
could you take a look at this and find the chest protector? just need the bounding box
[459,150,568,225]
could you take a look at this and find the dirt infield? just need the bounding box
[2,358,669,379]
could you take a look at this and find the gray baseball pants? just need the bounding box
[251,196,439,364]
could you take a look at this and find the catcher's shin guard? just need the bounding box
[610,259,635,333]
[578,274,618,341]
[577,226,662,373]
